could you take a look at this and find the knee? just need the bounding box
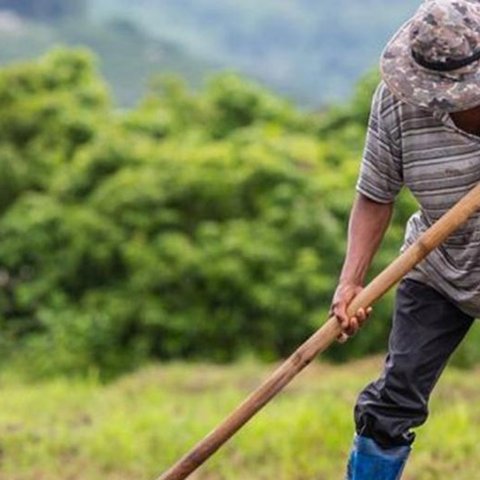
[354,381,426,448]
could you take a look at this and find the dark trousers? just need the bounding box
[355,278,474,448]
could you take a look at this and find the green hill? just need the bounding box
[0,12,214,106]
[91,0,420,105]
[0,0,420,107]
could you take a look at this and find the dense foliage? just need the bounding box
[0,49,435,377]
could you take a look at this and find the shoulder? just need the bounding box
[368,82,403,142]
[374,81,433,119]
[371,81,432,141]
[373,81,400,110]
[372,81,407,120]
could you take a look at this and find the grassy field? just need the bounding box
[0,357,480,479]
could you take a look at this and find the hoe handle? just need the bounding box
[158,183,480,480]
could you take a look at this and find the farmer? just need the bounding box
[331,1,480,478]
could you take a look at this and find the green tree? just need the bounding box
[0,50,423,377]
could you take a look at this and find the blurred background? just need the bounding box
[1,1,480,479]
[0,0,421,106]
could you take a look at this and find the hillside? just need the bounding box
[91,0,420,105]
[0,11,214,106]
[0,1,420,107]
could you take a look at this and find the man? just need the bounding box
[331,1,480,478]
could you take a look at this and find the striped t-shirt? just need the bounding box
[357,81,480,318]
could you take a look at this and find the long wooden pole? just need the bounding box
[158,183,480,480]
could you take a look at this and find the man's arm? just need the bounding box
[331,192,393,338]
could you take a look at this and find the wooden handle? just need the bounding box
[157,183,480,480]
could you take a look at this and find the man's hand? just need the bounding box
[330,282,372,343]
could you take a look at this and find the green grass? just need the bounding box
[0,357,479,479]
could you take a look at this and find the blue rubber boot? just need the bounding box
[346,435,411,480]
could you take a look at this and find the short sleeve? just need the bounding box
[356,83,403,203]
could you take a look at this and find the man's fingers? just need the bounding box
[356,308,366,323]
[331,283,373,343]
[337,332,349,343]
[334,308,367,333]
[333,303,350,329]
[343,316,359,336]
[350,306,373,324]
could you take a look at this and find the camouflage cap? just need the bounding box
[381,0,480,112]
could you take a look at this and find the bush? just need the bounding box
[0,50,421,375]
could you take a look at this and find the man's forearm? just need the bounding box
[339,193,394,285]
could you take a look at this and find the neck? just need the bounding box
[450,105,480,136]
